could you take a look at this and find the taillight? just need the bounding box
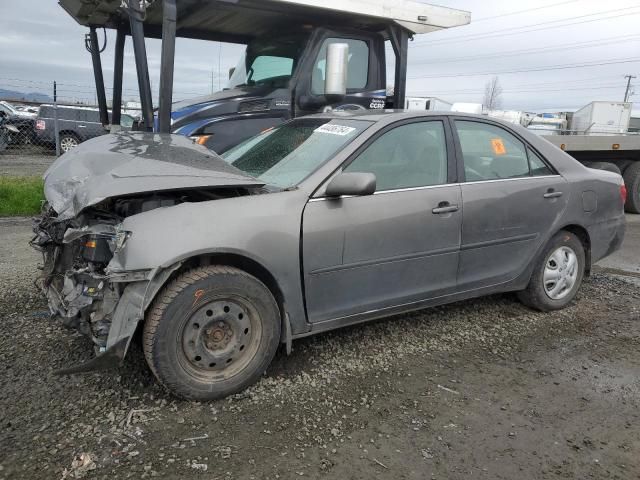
[620,182,627,205]
[35,119,45,130]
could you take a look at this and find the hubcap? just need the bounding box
[543,246,579,300]
[180,298,260,378]
[60,137,78,152]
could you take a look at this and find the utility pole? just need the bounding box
[623,74,636,102]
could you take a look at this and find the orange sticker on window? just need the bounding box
[491,138,507,155]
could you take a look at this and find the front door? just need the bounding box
[452,119,569,289]
[302,119,462,323]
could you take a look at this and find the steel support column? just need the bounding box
[129,12,155,131]
[111,28,126,128]
[158,0,177,133]
[89,27,110,126]
[390,26,409,110]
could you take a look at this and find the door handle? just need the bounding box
[543,190,563,199]
[77,124,86,128]
[432,202,459,214]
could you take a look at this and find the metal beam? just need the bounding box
[158,0,177,133]
[88,27,110,126]
[390,26,409,110]
[111,28,126,128]
[129,12,155,131]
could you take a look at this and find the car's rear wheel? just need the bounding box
[623,162,640,214]
[517,231,585,311]
[59,133,79,153]
[143,266,281,400]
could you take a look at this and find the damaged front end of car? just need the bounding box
[31,132,266,373]
[31,206,147,372]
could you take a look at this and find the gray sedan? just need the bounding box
[34,111,626,400]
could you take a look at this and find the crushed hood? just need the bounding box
[44,132,264,220]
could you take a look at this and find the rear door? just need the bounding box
[302,118,462,322]
[81,110,106,140]
[452,118,569,289]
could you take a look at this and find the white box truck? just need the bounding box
[570,101,632,135]
[405,96,452,111]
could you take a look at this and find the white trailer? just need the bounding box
[570,101,632,134]
[542,101,640,213]
[405,96,452,111]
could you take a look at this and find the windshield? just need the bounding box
[222,118,371,188]
[228,33,310,89]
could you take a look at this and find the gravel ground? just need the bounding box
[0,151,56,177]
[1,218,639,480]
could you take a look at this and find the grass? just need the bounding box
[0,176,44,216]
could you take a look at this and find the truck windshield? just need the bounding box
[228,33,310,89]
[222,118,371,188]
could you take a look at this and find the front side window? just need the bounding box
[344,121,448,191]
[222,118,371,188]
[455,121,530,181]
[228,34,309,89]
[311,38,369,95]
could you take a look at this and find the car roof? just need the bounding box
[308,109,491,123]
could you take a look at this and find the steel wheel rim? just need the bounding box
[543,246,578,300]
[178,295,263,382]
[60,137,77,152]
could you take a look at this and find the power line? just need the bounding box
[407,58,640,80]
[411,35,640,66]
[414,7,640,45]
[412,84,624,96]
[473,0,581,22]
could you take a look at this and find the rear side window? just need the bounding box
[455,121,530,181]
[58,109,80,121]
[344,121,448,191]
[84,110,101,123]
[312,38,369,95]
[527,147,553,176]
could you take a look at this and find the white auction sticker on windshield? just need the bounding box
[314,124,356,136]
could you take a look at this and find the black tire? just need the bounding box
[517,231,585,312]
[587,161,621,175]
[59,133,80,153]
[623,162,640,214]
[143,266,281,400]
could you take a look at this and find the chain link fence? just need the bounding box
[0,100,57,159]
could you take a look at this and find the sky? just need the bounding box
[0,0,638,114]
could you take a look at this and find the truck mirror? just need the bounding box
[228,67,235,79]
[325,43,349,99]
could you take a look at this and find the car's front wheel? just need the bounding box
[517,231,585,311]
[143,266,281,400]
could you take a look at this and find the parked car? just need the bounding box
[0,101,36,145]
[33,111,626,400]
[34,105,134,153]
[0,100,37,118]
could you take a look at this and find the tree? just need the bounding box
[483,76,503,110]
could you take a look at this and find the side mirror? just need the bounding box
[325,43,349,100]
[228,67,236,80]
[325,172,376,198]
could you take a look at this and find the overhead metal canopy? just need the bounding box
[59,0,471,43]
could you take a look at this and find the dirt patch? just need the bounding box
[0,152,55,177]
[1,223,639,480]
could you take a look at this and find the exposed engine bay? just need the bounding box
[31,187,254,353]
